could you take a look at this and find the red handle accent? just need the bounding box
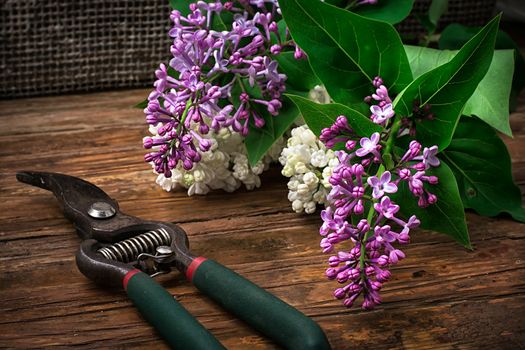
[122,269,141,291]
[186,257,208,281]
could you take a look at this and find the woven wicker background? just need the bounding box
[398,0,497,37]
[1,0,172,98]
[1,0,496,98]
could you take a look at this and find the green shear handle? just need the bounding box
[188,258,331,350]
[125,270,226,350]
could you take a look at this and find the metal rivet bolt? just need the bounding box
[88,201,116,219]
[156,245,173,255]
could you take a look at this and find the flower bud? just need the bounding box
[370,281,382,291]
[325,267,337,279]
[328,256,340,267]
[377,255,389,266]
[334,288,346,299]
[365,266,375,277]
[376,269,391,282]
[348,268,360,280]
[353,200,364,215]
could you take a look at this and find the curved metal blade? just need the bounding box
[16,171,120,239]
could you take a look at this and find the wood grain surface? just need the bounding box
[0,89,524,349]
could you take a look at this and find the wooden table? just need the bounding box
[1,89,524,349]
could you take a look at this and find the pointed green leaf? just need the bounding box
[245,97,300,166]
[285,94,381,137]
[279,0,412,114]
[418,0,448,34]
[169,0,192,14]
[441,117,525,222]
[428,0,448,27]
[439,24,525,111]
[394,15,500,150]
[392,162,471,248]
[134,98,148,109]
[404,45,514,136]
[353,0,415,25]
[274,52,321,91]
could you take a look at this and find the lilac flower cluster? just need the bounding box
[365,77,395,126]
[144,0,300,177]
[319,77,441,309]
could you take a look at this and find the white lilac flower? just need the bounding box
[151,125,284,195]
[308,85,331,104]
[279,124,339,214]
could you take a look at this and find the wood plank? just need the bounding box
[0,89,524,349]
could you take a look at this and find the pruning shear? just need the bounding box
[17,171,330,350]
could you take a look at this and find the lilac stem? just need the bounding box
[174,99,193,140]
[359,163,385,276]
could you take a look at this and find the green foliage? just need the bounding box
[147,2,522,243]
[418,0,448,34]
[392,162,471,248]
[274,52,320,92]
[393,15,500,150]
[439,24,525,111]
[404,45,514,136]
[352,0,415,25]
[245,97,300,166]
[441,117,525,222]
[134,98,148,109]
[169,0,192,14]
[279,0,412,115]
[285,94,381,137]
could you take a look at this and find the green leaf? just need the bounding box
[245,97,300,166]
[323,0,346,5]
[439,24,525,111]
[393,15,500,151]
[428,0,448,27]
[285,94,381,137]
[417,0,448,35]
[462,51,514,136]
[211,12,228,32]
[441,117,525,222]
[353,0,415,25]
[279,0,412,115]
[392,162,471,248]
[169,0,192,14]
[404,45,514,136]
[275,52,320,92]
[134,98,148,109]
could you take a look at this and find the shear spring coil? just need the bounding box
[97,228,171,263]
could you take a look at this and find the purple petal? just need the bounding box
[370,132,380,144]
[372,188,383,199]
[356,148,368,157]
[359,137,370,148]
[367,176,379,187]
[383,183,398,194]
[370,105,382,116]
[380,171,391,184]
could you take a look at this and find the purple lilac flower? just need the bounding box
[367,171,397,199]
[370,103,395,125]
[319,115,357,150]
[144,1,297,177]
[356,132,381,159]
[318,77,441,309]
[365,76,395,126]
[398,141,440,207]
[422,146,440,168]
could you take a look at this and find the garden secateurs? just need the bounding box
[17,171,331,350]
